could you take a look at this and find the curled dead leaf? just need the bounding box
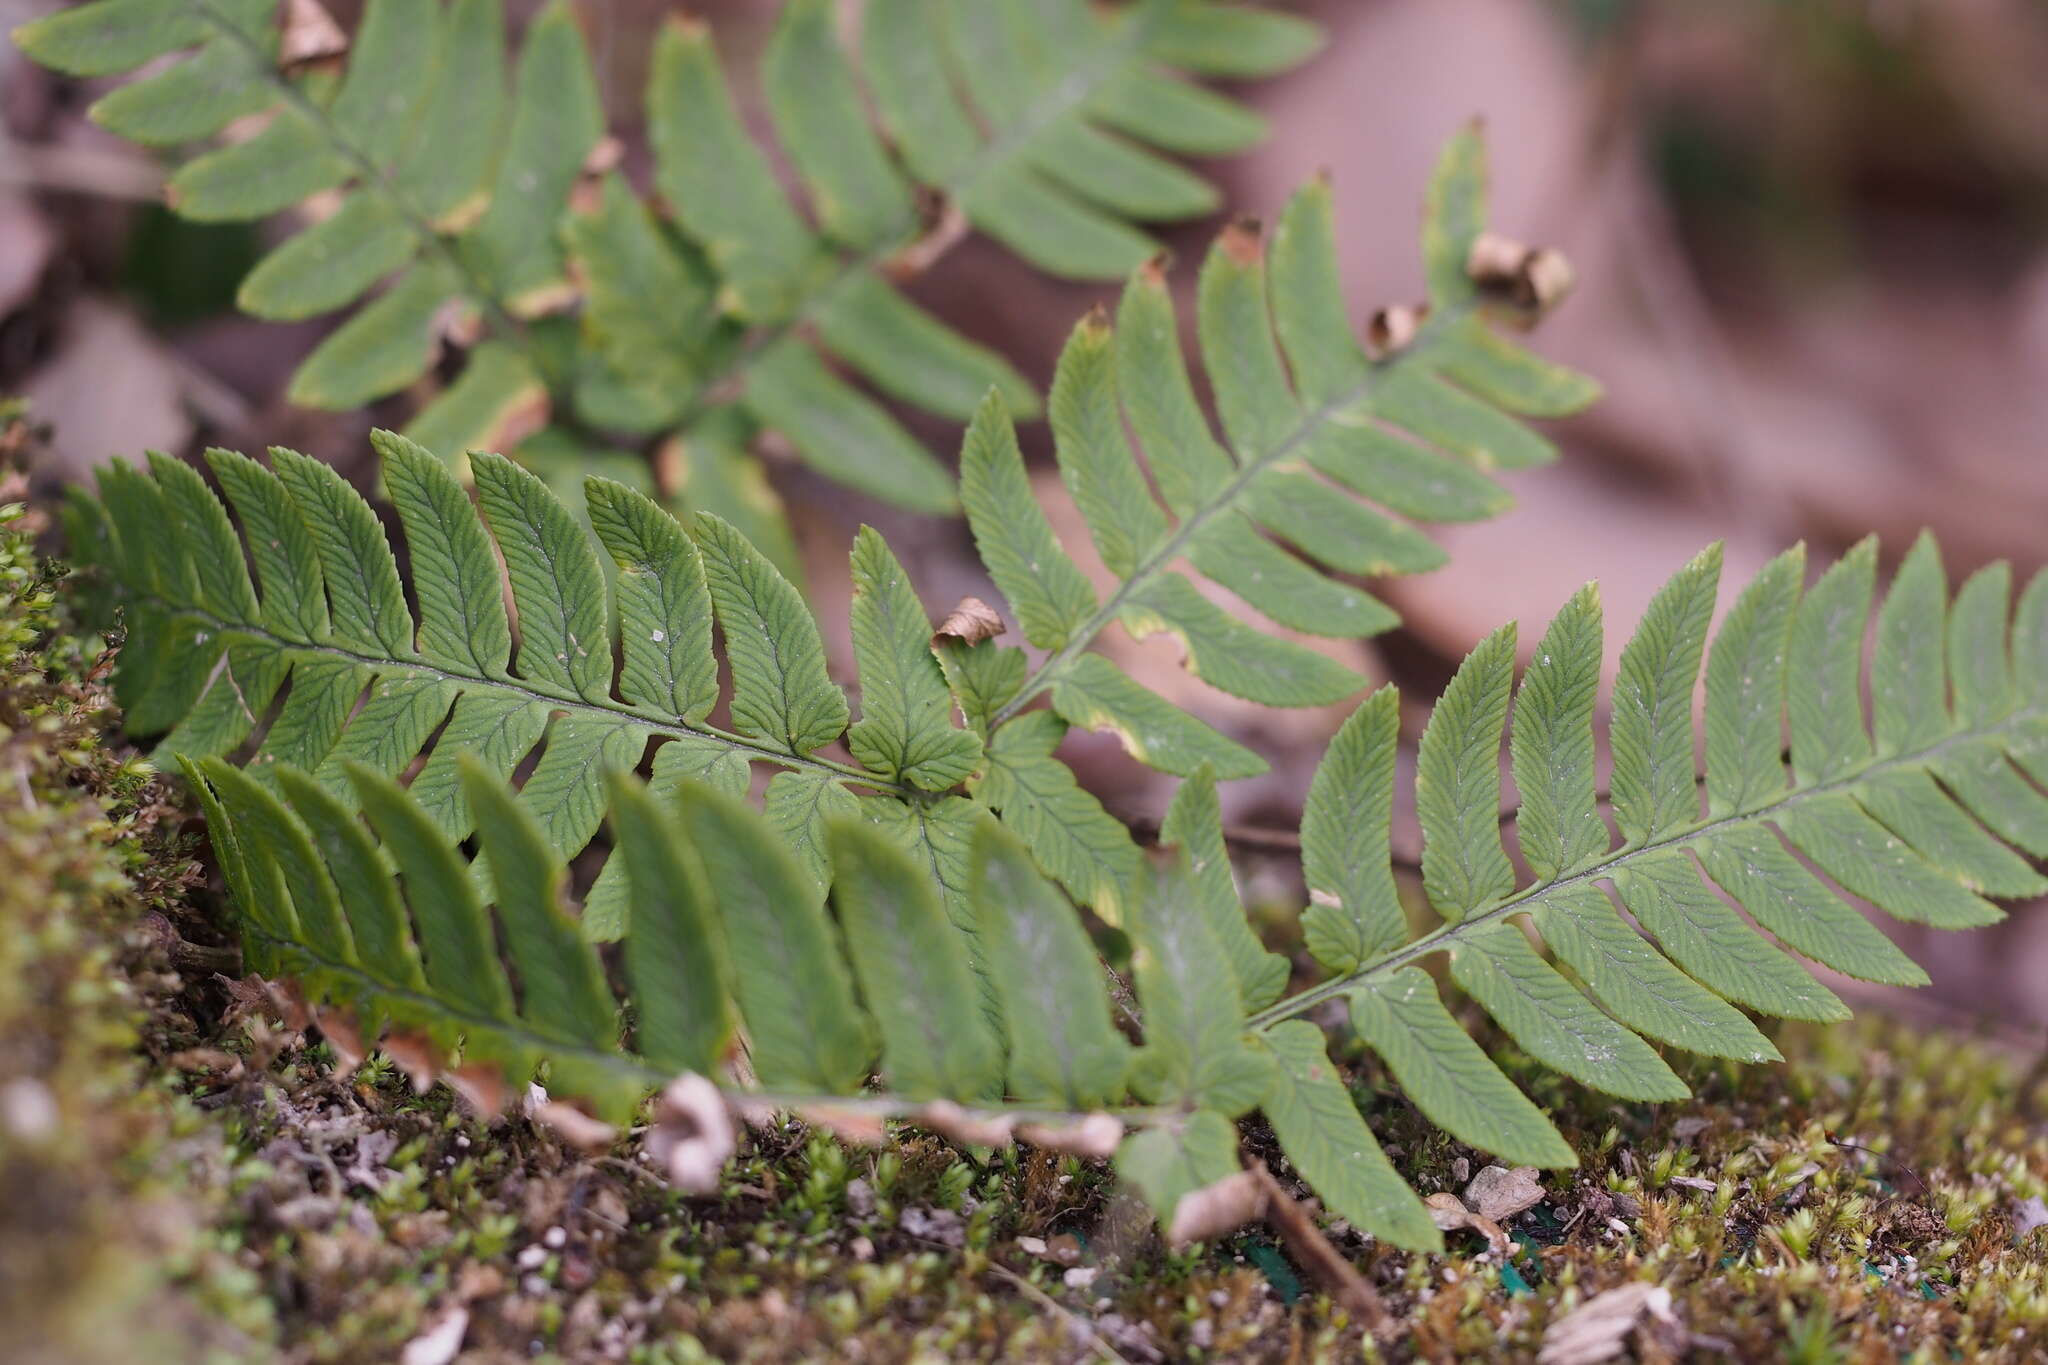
[645,1074,737,1193]
[1466,231,1575,323]
[1369,302,1429,355]
[884,194,970,282]
[1166,1169,1266,1246]
[933,596,1006,646]
[278,0,348,73]
[1425,1191,1511,1253]
[1015,1112,1123,1160]
[1537,1282,1680,1365]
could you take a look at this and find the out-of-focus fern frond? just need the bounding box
[15,0,1320,531]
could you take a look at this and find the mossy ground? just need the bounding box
[3,466,2045,1363]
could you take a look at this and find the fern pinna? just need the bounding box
[13,0,1319,560]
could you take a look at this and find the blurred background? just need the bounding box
[6,0,2047,1028]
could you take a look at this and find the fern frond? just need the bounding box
[14,0,1320,526]
[155,531,2048,1253]
[952,131,1600,855]
[1253,535,2048,1170]
[70,430,998,945]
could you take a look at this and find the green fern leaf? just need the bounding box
[1510,584,1605,881]
[958,132,1598,781]
[1257,1021,1439,1252]
[605,776,733,1077]
[1347,969,1578,1169]
[672,781,874,1095]
[1160,772,1290,1010]
[1300,687,1407,972]
[695,512,850,756]
[1415,624,1518,917]
[972,710,1141,923]
[846,528,983,791]
[461,763,617,1049]
[764,770,860,900]
[968,825,1130,1109]
[827,821,1005,1103]
[1125,859,1274,1117]
[1114,1109,1242,1229]
[76,437,958,965]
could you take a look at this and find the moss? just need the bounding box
[3,434,2045,1360]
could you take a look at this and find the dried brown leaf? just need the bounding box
[1465,1164,1546,1222]
[1369,302,1428,355]
[380,1032,440,1093]
[1466,231,1575,323]
[1425,1190,1511,1253]
[933,596,1006,646]
[1537,1283,1679,1365]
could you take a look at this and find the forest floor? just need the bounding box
[4,444,2047,1364]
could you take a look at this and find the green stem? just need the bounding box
[1243,705,2048,1033]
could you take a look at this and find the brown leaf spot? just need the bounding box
[1219,218,1265,266]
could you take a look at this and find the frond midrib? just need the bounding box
[143,597,916,794]
[992,301,1478,727]
[1244,700,2048,1032]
